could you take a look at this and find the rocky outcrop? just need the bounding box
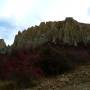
[0,39,6,48]
[13,17,90,48]
[0,39,6,54]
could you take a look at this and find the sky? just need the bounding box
[0,0,90,45]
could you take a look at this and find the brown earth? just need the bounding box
[28,63,90,90]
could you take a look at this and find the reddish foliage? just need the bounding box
[0,49,43,80]
[0,45,90,80]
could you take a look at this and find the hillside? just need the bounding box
[0,39,6,48]
[0,17,90,90]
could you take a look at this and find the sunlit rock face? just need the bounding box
[63,17,90,46]
[13,17,90,48]
[0,39,6,48]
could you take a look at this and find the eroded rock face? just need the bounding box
[0,39,6,48]
[13,17,90,48]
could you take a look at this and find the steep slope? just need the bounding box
[13,17,90,49]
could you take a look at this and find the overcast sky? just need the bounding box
[0,0,90,45]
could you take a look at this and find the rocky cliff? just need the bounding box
[13,17,90,48]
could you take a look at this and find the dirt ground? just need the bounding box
[29,63,90,90]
